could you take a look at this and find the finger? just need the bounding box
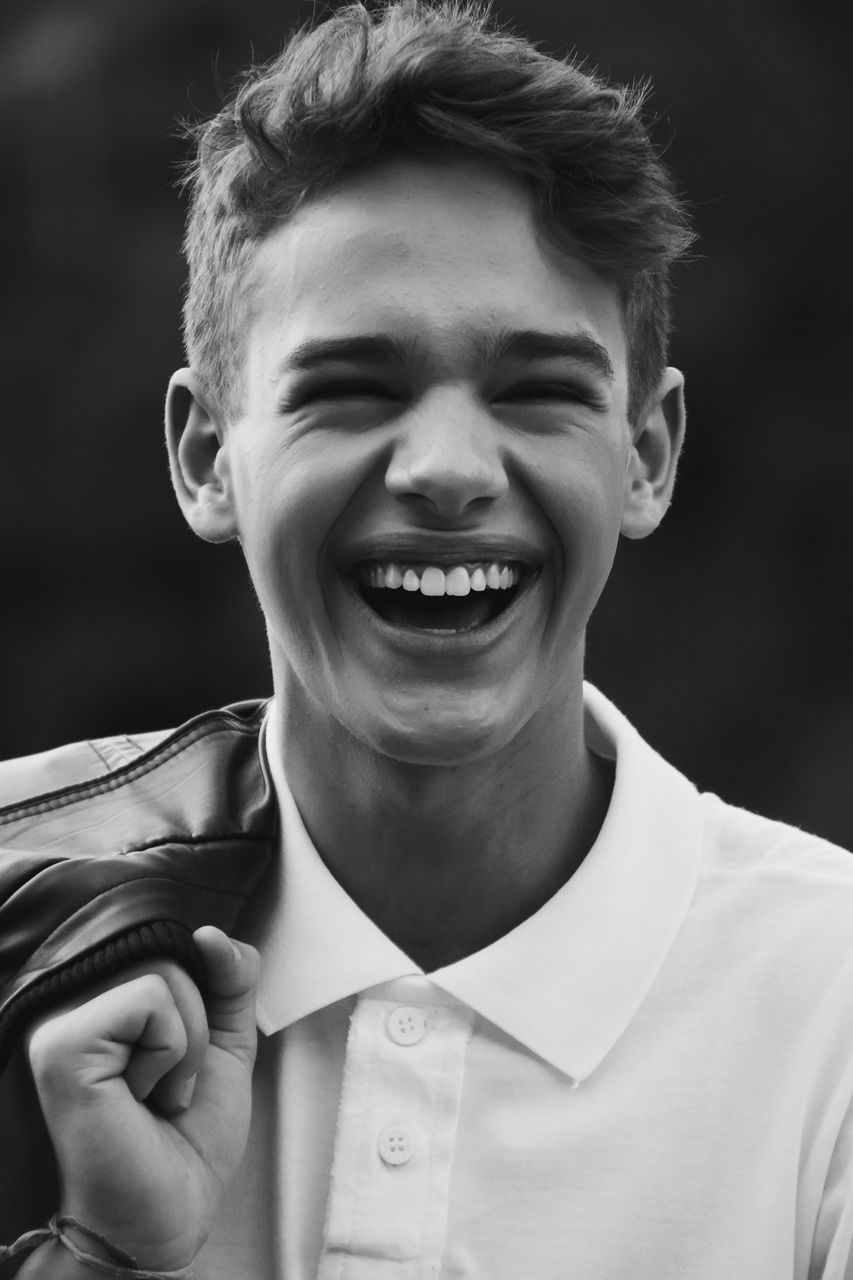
[118,976,191,1104]
[192,927,260,1070]
[29,974,187,1109]
[28,956,213,1118]
[145,964,209,1116]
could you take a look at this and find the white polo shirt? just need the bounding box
[197,685,853,1279]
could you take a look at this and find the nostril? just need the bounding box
[385,450,509,510]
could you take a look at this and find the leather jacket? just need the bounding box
[0,699,276,1270]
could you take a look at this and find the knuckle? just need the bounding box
[131,971,174,1002]
[26,1009,83,1088]
[26,1019,60,1074]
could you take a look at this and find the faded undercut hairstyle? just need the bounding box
[181,0,694,425]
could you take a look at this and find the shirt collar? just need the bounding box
[246,702,420,1035]
[247,685,703,1085]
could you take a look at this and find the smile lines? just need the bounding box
[357,561,521,597]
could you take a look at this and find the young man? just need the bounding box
[2,2,852,1277]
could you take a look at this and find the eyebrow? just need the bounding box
[275,335,421,377]
[476,328,615,382]
[275,327,614,382]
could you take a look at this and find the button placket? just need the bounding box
[378,1007,427,1169]
[319,990,474,1278]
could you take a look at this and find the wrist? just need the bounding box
[61,1219,122,1266]
[16,1238,113,1280]
[6,1215,197,1278]
[57,1203,199,1275]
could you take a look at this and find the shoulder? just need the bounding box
[699,789,853,886]
[0,699,271,813]
[694,790,853,975]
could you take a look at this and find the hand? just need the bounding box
[24,927,260,1273]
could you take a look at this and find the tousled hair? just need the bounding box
[181,0,694,424]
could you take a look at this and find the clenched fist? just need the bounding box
[20,926,260,1277]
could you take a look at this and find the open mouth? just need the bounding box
[346,560,537,634]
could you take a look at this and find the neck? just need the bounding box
[276,678,612,971]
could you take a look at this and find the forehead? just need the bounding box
[243,156,626,377]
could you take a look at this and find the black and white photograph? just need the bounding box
[1,2,851,1276]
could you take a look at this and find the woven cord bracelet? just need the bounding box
[0,1214,195,1278]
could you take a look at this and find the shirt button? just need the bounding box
[378,1125,415,1166]
[386,1005,427,1046]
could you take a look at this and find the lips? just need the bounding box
[341,555,538,634]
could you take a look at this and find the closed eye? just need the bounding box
[302,379,399,402]
[495,382,601,406]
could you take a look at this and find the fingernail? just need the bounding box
[230,940,242,963]
[178,1073,197,1110]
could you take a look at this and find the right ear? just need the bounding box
[165,369,238,543]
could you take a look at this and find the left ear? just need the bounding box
[620,367,686,540]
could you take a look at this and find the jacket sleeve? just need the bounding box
[0,702,276,1076]
[0,702,276,1269]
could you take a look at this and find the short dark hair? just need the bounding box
[181,0,694,424]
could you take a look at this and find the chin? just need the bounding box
[356,693,530,768]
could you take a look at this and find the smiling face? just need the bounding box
[170,156,681,766]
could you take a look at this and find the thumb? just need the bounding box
[192,926,260,1070]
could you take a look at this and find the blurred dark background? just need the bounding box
[2,0,851,844]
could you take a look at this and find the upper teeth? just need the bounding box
[361,562,520,596]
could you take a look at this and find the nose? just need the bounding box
[384,389,509,519]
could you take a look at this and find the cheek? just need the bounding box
[232,434,384,611]
[533,456,628,606]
